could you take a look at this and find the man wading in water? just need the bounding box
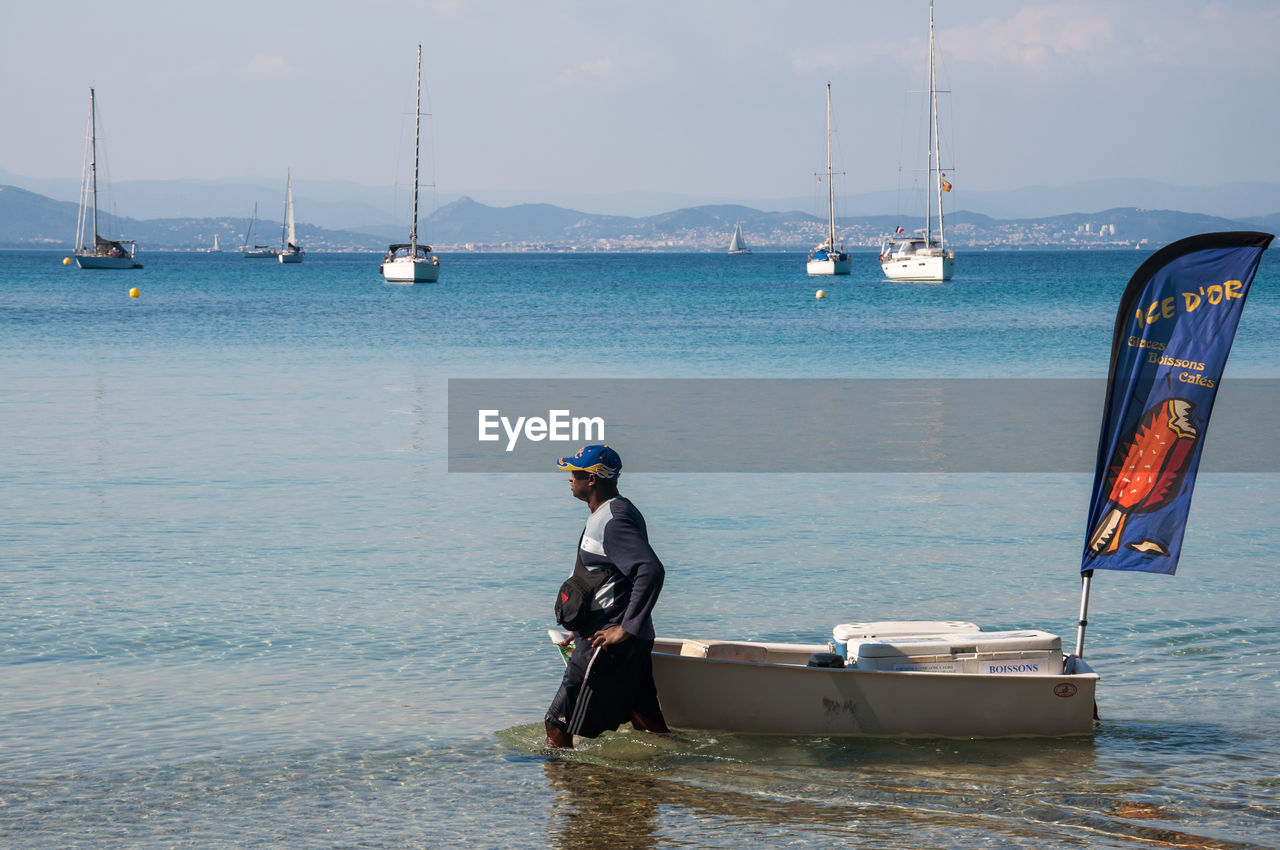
[545,445,669,749]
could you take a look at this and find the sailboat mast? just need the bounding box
[282,171,289,248]
[244,202,257,247]
[825,83,836,248]
[282,169,295,247]
[410,44,422,251]
[929,0,945,251]
[89,88,99,247]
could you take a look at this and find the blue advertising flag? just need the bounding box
[1083,232,1273,575]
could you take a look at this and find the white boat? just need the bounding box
[806,83,851,276]
[380,44,441,284]
[278,170,304,264]
[211,234,221,253]
[880,0,955,282]
[550,623,1096,738]
[241,203,277,258]
[727,223,751,255]
[73,88,141,270]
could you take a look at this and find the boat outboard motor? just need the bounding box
[807,652,845,668]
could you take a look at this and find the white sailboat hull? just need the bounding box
[807,257,852,276]
[75,253,141,270]
[278,250,304,264]
[882,252,954,281]
[243,248,277,258]
[381,256,440,283]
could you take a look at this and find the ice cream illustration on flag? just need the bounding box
[1086,397,1199,557]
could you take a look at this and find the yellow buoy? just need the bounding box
[129,287,140,298]
[816,289,826,299]
[63,257,71,265]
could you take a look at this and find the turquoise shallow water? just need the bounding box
[2,248,1279,847]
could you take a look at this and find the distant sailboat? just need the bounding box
[879,0,955,281]
[241,203,277,258]
[278,170,304,263]
[806,83,851,276]
[74,88,141,270]
[728,223,751,255]
[211,233,221,252]
[380,44,441,284]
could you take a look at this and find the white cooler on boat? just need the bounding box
[852,630,1063,675]
[832,621,979,660]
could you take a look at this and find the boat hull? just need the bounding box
[278,250,304,264]
[243,249,277,259]
[381,256,440,283]
[650,639,1095,737]
[807,257,852,276]
[75,253,142,270]
[550,631,1097,738]
[881,253,954,281]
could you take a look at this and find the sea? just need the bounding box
[2,247,1278,848]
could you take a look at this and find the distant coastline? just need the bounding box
[3,183,1276,253]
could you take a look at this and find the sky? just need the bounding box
[2,0,1278,214]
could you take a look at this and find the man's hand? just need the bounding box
[589,624,631,648]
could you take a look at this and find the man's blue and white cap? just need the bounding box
[556,444,622,479]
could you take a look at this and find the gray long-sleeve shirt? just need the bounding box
[571,496,664,640]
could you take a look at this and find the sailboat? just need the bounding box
[241,203,277,258]
[880,0,955,281]
[727,223,751,255]
[211,234,221,252]
[806,83,851,276]
[380,44,441,284]
[278,170,304,264]
[74,88,141,270]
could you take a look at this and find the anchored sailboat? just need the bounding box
[727,223,751,255]
[380,44,441,284]
[278,170,304,263]
[880,0,955,281]
[74,88,141,270]
[241,203,277,258]
[806,83,851,276]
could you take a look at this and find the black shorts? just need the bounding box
[545,637,663,739]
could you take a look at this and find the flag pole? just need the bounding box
[1074,570,1093,658]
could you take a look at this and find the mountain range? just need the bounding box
[4,167,1279,224]
[2,181,1277,253]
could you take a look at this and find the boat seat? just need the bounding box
[679,640,768,663]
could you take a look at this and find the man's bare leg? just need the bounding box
[545,719,574,749]
[630,711,669,734]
